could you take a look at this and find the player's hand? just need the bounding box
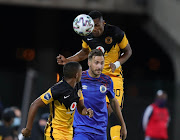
[86,108,93,118]
[109,63,116,73]
[56,54,68,65]
[120,124,127,140]
[21,128,31,137]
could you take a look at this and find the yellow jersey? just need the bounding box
[82,24,128,78]
[40,79,83,139]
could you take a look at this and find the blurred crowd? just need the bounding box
[0,99,49,140]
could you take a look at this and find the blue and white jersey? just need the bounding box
[73,70,115,135]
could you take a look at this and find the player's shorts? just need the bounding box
[44,126,73,140]
[106,76,124,108]
[73,132,107,140]
[44,134,72,140]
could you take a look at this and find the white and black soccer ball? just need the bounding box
[73,14,94,36]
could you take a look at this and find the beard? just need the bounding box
[91,69,102,77]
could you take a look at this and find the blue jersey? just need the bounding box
[73,70,115,135]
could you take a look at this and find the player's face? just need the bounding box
[92,18,105,37]
[88,56,104,77]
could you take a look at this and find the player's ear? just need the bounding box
[88,60,91,67]
[75,72,78,79]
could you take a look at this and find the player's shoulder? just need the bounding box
[105,24,124,35]
[100,73,112,82]
[82,70,88,77]
[51,80,67,95]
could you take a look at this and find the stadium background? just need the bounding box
[0,0,180,139]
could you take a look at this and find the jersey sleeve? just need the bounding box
[106,78,115,99]
[82,40,90,50]
[114,26,129,49]
[118,34,128,49]
[40,88,54,105]
[79,90,84,101]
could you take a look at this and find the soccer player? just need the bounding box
[21,62,93,140]
[57,10,132,140]
[73,49,127,140]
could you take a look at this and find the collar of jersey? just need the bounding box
[62,78,74,91]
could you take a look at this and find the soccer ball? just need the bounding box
[73,14,94,36]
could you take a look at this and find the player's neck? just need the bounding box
[64,78,77,88]
[88,70,100,78]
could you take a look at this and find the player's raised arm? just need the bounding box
[77,99,93,118]
[57,47,89,65]
[21,97,46,137]
[109,98,127,140]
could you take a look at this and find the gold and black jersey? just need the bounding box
[82,24,128,78]
[40,79,83,138]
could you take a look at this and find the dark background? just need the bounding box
[0,4,175,140]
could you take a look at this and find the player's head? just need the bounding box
[88,49,104,78]
[155,90,168,107]
[63,62,82,82]
[89,10,105,37]
[2,108,15,126]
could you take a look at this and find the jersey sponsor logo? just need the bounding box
[64,95,70,99]
[82,85,88,89]
[96,46,105,53]
[105,36,112,44]
[44,92,51,100]
[70,102,77,111]
[100,85,107,93]
[66,102,77,114]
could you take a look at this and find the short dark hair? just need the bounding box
[63,62,81,78]
[88,10,103,19]
[88,49,104,60]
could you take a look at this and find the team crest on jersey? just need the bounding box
[77,89,82,97]
[100,85,107,93]
[44,92,51,100]
[105,36,112,44]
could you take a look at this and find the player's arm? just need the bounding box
[109,98,127,140]
[77,99,93,118]
[57,47,89,65]
[21,97,46,137]
[142,105,153,131]
[119,43,132,65]
[110,33,132,72]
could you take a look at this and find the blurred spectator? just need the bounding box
[10,107,21,129]
[0,108,15,140]
[142,90,170,140]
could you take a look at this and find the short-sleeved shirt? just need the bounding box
[82,24,128,78]
[73,70,115,135]
[40,79,83,138]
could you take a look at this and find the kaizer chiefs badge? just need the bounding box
[105,36,112,44]
[100,85,107,93]
[77,89,82,97]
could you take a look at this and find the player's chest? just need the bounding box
[82,80,108,97]
[57,89,81,111]
[86,36,117,52]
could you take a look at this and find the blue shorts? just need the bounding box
[73,132,107,140]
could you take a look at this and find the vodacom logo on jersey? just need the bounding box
[66,102,77,114]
